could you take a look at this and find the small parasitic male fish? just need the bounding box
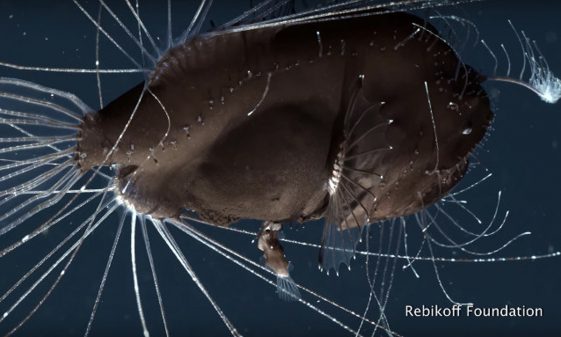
[257,222,301,301]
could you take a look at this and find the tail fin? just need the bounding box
[0,77,90,238]
[276,275,301,301]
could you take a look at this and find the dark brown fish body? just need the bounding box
[77,12,491,226]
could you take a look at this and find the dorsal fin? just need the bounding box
[217,0,296,30]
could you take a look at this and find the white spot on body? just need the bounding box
[316,30,323,58]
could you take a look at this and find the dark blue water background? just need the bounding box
[0,1,559,336]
